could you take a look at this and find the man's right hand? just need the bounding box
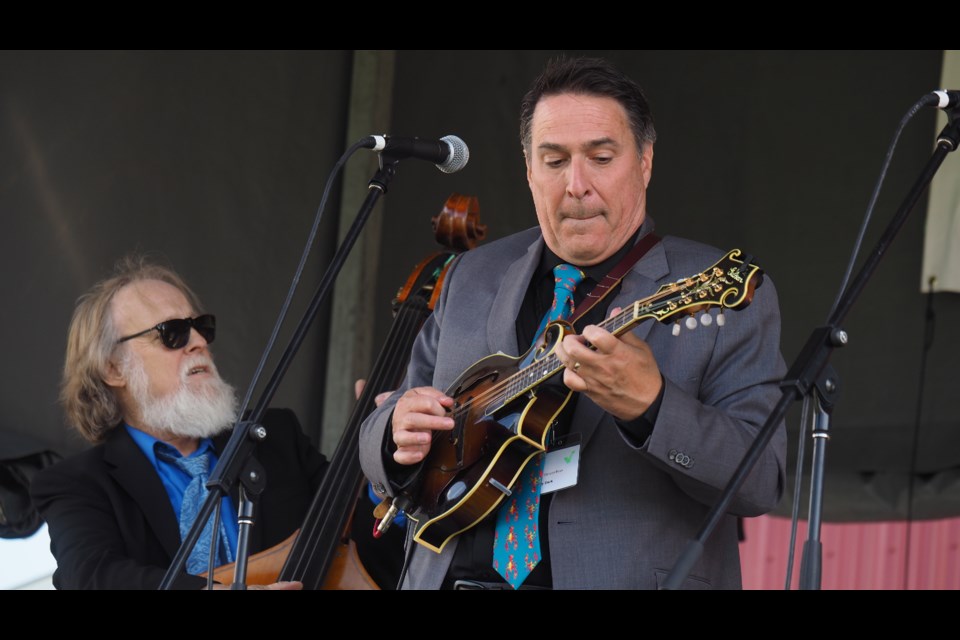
[391,387,454,465]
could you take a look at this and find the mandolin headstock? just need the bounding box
[606,249,763,337]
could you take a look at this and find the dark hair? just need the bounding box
[520,57,657,155]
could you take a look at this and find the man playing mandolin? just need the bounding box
[359,57,787,589]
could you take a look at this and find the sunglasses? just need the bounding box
[116,314,216,350]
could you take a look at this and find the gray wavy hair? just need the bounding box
[61,255,203,443]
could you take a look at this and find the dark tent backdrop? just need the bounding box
[0,50,353,454]
[2,50,957,523]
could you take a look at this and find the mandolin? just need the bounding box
[407,249,763,552]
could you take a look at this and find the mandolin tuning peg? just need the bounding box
[672,321,681,336]
[685,316,698,330]
[700,313,713,327]
[716,310,725,326]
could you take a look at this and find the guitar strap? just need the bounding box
[568,232,661,326]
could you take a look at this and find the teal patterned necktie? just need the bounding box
[532,263,586,345]
[493,263,584,588]
[157,446,234,575]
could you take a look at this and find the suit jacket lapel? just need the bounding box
[104,428,182,558]
[486,234,542,356]
[612,239,670,343]
[575,238,671,450]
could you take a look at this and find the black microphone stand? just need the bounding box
[662,107,960,590]
[159,156,403,590]
[797,363,840,590]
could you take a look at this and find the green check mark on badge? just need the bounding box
[564,450,575,464]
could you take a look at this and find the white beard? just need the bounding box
[122,351,238,440]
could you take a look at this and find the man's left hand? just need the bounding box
[556,309,662,421]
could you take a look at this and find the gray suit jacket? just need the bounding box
[359,222,787,589]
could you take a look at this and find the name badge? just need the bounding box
[541,434,580,495]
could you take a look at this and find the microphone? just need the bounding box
[927,90,960,110]
[364,134,469,173]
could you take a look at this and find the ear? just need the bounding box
[524,148,534,188]
[641,144,654,188]
[102,357,126,390]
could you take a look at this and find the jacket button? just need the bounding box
[373,482,387,495]
[668,449,677,461]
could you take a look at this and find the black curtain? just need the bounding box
[0,51,353,457]
[2,50,957,522]
[378,50,959,520]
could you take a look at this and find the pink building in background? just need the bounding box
[740,514,960,589]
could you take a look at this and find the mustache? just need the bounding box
[179,355,219,379]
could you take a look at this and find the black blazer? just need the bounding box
[31,409,326,589]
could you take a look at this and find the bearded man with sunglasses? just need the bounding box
[31,257,326,589]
